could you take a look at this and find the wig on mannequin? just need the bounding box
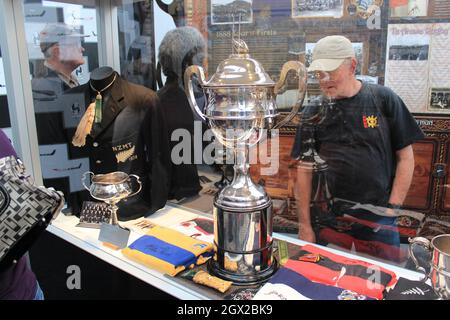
[158,26,206,87]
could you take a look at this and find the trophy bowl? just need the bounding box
[409,234,450,299]
[184,39,307,284]
[82,171,142,225]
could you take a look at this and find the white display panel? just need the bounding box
[0,57,6,95]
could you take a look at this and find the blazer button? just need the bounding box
[96,160,102,164]
[93,142,99,147]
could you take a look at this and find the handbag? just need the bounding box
[0,156,65,271]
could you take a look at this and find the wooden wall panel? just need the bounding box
[403,140,436,210]
[250,136,296,199]
[442,141,450,211]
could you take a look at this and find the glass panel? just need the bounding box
[23,0,99,214]
[147,1,450,272]
[116,0,159,89]
[12,0,447,274]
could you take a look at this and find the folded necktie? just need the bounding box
[122,225,214,276]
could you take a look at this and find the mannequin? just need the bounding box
[72,67,118,147]
[158,27,204,200]
[68,66,170,220]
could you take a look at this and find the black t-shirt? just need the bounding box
[291,82,425,206]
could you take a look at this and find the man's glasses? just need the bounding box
[314,69,339,81]
[313,60,352,81]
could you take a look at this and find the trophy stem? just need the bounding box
[233,142,250,182]
[109,203,119,225]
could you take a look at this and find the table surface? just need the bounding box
[47,202,426,300]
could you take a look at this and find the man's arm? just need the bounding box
[294,167,316,242]
[388,145,415,206]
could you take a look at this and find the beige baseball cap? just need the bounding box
[39,23,89,53]
[308,35,355,72]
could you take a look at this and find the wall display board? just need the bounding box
[385,23,450,113]
[205,0,385,85]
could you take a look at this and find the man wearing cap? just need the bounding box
[31,23,90,215]
[34,23,87,92]
[291,35,425,243]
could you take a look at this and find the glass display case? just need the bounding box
[1,0,450,300]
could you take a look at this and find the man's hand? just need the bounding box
[298,223,316,243]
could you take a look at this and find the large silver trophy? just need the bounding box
[184,39,307,284]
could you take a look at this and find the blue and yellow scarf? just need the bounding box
[122,225,214,276]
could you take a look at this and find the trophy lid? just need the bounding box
[206,39,275,88]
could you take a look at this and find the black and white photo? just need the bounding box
[388,45,429,61]
[429,88,450,110]
[292,0,344,18]
[211,0,253,25]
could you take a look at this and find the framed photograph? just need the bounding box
[292,0,344,19]
[390,0,428,18]
[211,0,253,25]
[347,0,384,19]
[429,88,450,112]
[388,45,429,61]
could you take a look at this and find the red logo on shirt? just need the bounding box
[363,115,378,128]
[363,116,368,128]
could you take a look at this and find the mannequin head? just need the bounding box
[89,67,116,92]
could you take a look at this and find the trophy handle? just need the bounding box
[82,171,94,191]
[184,65,207,121]
[128,174,142,198]
[272,61,307,129]
[408,236,432,281]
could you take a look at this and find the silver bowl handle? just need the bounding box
[81,171,94,191]
[128,174,142,198]
[184,65,207,121]
[408,236,432,281]
[273,61,307,129]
